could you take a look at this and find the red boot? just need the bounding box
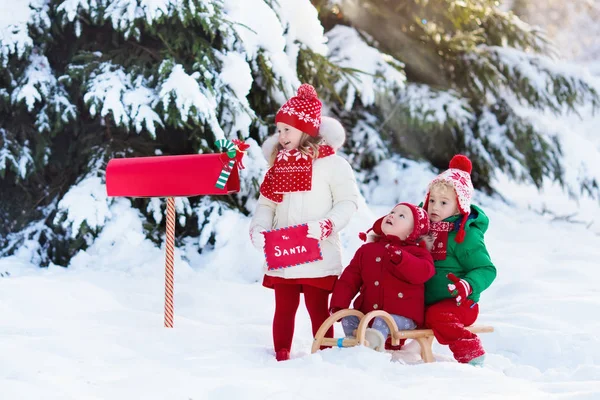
[275,348,290,361]
[384,337,406,351]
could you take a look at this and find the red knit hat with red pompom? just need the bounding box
[423,154,474,243]
[275,84,322,136]
[359,203,430,244]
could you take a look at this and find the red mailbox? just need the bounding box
[106,153,240,197]
[105,139,248,328]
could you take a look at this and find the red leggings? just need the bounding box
[273,284,333,352]
[425,298,485,363]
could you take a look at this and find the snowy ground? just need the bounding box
[2,2,600,399]
[2,183,600,399]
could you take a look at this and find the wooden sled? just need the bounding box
[312,309,494,363]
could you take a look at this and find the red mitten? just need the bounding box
[447,273,472,306]
[306,219,333,241]
[329,307,342,315]
[384,243,403,264]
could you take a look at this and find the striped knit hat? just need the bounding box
[423,154,474,243]
[275,84,322,137]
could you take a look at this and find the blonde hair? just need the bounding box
[269,133,323,166]
[429,180,456,196]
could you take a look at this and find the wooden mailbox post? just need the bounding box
[106,139,247,327]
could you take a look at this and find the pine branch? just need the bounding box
[461,45,600,113]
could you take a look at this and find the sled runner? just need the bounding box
[312,309,494,363]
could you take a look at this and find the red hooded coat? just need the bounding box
[330,235,435,326]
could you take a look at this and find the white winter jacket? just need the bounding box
[249,117,360,279]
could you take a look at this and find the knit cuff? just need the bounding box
[459,279,472,295]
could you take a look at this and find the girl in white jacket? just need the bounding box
[249,84,359,361]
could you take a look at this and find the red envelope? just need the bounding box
[263,224,323,270]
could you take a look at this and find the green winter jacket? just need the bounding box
[424,204,496,305]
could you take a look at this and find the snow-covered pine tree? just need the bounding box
[2,0,598,266]
[510,0,600,64]
[0,0,361,266]
[315,0,599,196]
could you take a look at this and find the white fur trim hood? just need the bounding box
[261,116,346,160]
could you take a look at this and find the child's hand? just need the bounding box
[384,243,403,264]
[306,219,333,241]
[250,228,266,250]
[447,273,472,306]
[421,233,435,251]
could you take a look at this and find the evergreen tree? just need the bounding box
[315,0,599,195]
[0,0,360,265]
[1,0,598,266]
[510,0,600,63]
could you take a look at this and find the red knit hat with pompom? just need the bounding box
[359,203,430,244]
[423,154,474,243]
[275,84,322,136]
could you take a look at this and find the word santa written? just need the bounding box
[273,243,309,257]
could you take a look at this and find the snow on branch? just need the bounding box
[157,60,224,138]
[0,22,32,66]
[472,106,531,180]
[470,97,569,190]
[216,51,255,136]
[349,111,389,167]
[484,7,552,54]
[35,86,78,134]
[395,83,474,127]
[8,52,78,134]
[54,157,111,239]
[125,76,164,137]
[57,0,96,23]
[269,0,328,67]
[58,0,222,38]
[83,62,163,137]
[0,128,34,179]
[327,25,406,111]
[104,0,220,39]
[104,0,168,39]
[467,45,600,112]
[505,98,600,198]
[10,54,57,112]
[29,0,52,34]
[222,0,300,103]
[56,0,100,35]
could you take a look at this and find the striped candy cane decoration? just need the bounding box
[214,139,236,158]
[164,197,176,328]
[214,139,237,190]
[215,159,236,189]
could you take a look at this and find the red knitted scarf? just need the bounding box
[429,221,454,261]
[260,145,335,203]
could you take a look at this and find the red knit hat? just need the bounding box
[423,154,474,243]
[275,84,322,136]
[359,203,430,244]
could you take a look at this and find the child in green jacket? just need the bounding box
[422,154,496,365]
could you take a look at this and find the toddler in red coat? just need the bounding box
[330,203,434,351]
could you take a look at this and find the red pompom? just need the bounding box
[449,154,472,174]
[358,232,367,242]
[297,83,318,100]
